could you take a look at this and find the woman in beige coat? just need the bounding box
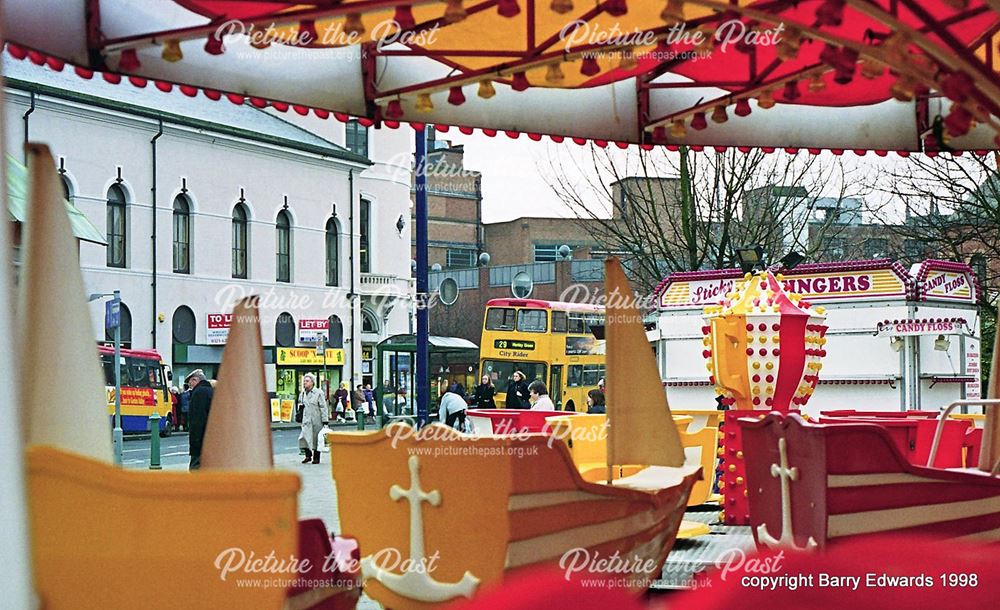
[297,374,329,464]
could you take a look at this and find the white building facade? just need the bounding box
[4,59,413,415]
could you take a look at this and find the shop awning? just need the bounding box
[6,153,106,246]
[377,334,479,353]
[4,0,1000,153]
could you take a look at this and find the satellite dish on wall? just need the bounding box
[439,277,459,306]
[511,271,533,298]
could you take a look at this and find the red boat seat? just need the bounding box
[817,417,970,468]
[286,519,361,610]
[466,409,578,434]
[965,427,983,468]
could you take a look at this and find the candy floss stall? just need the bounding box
[652,259,983,416]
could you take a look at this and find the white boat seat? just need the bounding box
[610,464,702,492]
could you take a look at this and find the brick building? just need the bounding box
[428,259,604,345]
[482,216,606,265]
[410,135,483,270]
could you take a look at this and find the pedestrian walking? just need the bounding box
[298,373,329,464]
[352,384,368,419]
[333,382,349,423]
[528,380,556,411]
[186,369,213,471]
[364,383,376,423]
[586,389,606,414]
[438,384,468,430]
[505,371,530,409]
[169,386,180,429]
[179,382,191,431]
[473,374,497,409]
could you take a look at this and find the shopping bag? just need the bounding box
[316,425,332,453]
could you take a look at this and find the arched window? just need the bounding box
[276,209,291,283]
[172,305,196,345]
[327,315,344,347]
[105,301,133,348]
[326,217,339,287]
[361,308,379,335]
[232,204,248,279]
[60,175,72,201]
[106,184,127,268]
[173,195,191,274]
[275,312,295,347]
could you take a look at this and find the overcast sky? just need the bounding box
[442,132,575,224]
[437,132,921,225]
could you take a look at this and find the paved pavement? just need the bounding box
[123,427,683,609]
[124,426,381,608]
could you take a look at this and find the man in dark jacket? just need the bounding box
[186,369,213,470]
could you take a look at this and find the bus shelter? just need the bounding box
[375,334,478,422]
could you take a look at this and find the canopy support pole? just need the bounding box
[415,128,429,426]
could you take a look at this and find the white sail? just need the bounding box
[0,71,35,608]
[200,296,274,470]
[19,144,111,462]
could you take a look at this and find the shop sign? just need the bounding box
[875,319,969,337]
[277,347,344,366]
[298,319,330,343]
[206,313,232,345]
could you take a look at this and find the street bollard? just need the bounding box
[357,406,366,431]
[148,412,162,470]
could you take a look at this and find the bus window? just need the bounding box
[516,309,548,333]
[485,307,516,331]
[129,359,150,387]
[551,311,567,333]
[101,354,115,385]
[567,364,582,387]
[568,314,603,335]
[147,363,164,389]
[581,364,606,387]
[481,360,547,387]
[102,354,129,386]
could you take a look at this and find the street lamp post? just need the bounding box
[90,290,123,466]
[112,290,122,466]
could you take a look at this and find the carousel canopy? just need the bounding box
[4,0,1000,153]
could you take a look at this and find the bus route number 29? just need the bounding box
[494,339,535,351]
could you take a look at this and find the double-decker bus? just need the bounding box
[98,345,174,436]
[479,298,605,411]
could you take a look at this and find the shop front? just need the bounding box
[275,346,345,411]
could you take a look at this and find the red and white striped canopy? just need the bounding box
[4,0,1000,153]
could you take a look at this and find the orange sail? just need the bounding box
[605,257,685,469]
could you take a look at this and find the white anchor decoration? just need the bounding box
[756,437,818,550]
[361,455,480,602]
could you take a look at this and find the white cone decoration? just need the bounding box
[200,296,273,470]
[0,90,34,605]
[19,144,111,463]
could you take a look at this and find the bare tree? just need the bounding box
[866,153,1000,294]
[542,145,867,292]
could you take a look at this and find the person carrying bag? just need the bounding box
[297,374,329,464]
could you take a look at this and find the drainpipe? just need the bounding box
[22,91,35,162]
[349,169,356,387]
[475,175,483,256]
[150,119,163,350]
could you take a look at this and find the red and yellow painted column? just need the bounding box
[702,271,828,524]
